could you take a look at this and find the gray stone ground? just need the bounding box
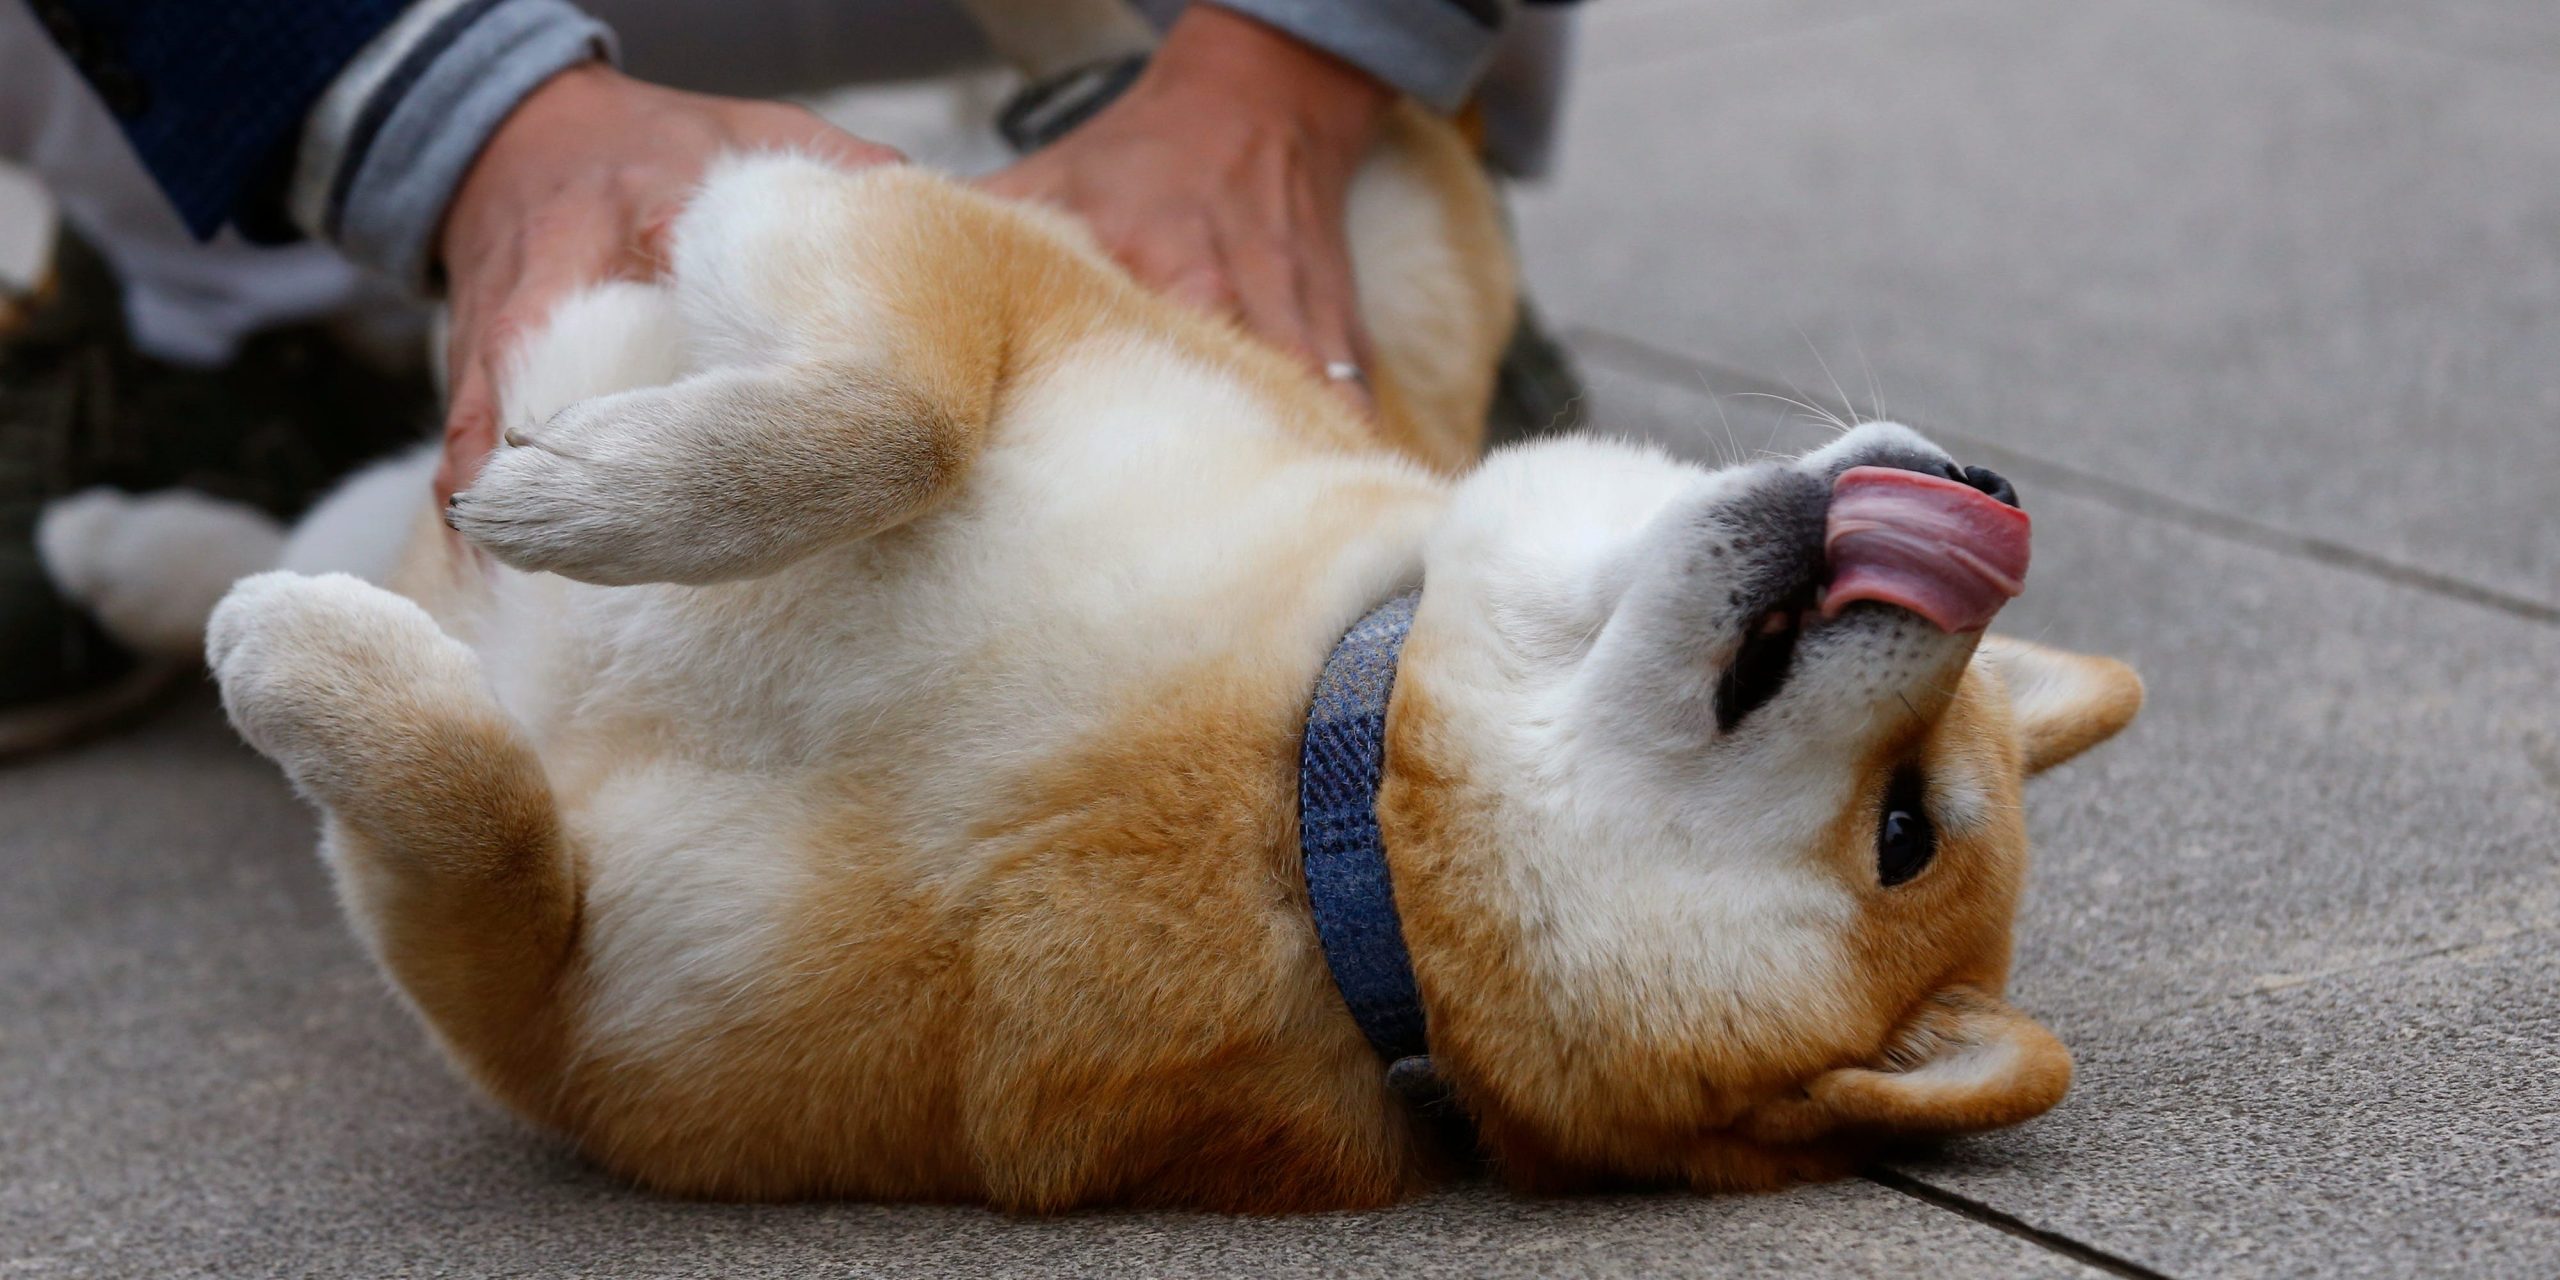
[6,2,2556,1276]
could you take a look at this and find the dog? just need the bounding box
[39,100,2140,1210]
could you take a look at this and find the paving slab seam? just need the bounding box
[2156,920,2553,1019]
[1864,1169,2174,1280]
[1564,326,2560,627]
[2187,0,2560,77]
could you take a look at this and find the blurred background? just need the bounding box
[4,3,2556,1277]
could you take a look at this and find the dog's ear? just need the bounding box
[1740,988,2072,1145]
[1973,636,2143,774]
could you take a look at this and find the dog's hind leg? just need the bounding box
[448,161,1017,586]
[208,570,578,1124]
[39,488,286,658]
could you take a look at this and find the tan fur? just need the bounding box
[210,104,2140,1210]
[1978,637,2147,774]
[1381,646,2105,1194]
[537,659,1433,1207]
[205,575,579,1127]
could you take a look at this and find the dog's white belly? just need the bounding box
[463,338,1442,1044]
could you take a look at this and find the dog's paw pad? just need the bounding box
[207,572,463,774]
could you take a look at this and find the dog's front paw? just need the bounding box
[207,572,467,785]
[449,385,739,586]
[451,370,849,586]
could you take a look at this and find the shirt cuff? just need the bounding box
[1203,0,1512,113]
[289,0,616,290]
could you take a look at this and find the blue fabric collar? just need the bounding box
[1298,589,1429,1066]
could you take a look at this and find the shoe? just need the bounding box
[0,228,435,758]
[1484,297,1586,446]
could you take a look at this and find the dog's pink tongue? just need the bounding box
[1821,466,2030,632]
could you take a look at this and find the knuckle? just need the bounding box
[482,312,530,347]
[517,204,587,242]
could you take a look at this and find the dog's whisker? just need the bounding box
[1852,337,1886,425]
[1801,330,1861,435]
[1693,368,1746,469]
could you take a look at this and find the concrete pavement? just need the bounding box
[5,2,2554,1275]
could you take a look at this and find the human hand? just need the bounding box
[979,6,1392,414]
[434,63,902,503]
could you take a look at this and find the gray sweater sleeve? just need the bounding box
[289,0,615,291]
[1203,0,1517,112]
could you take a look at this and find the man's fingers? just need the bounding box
[1123,224,1242,322]
[766,103,906,171]
[1319,317,1379,420]
[1161,261,1243,321]
[976,160,1041,202]
[530,198,639,299]
[1294,233,1377,419]
[441,208,626,491]
[804,130,906,172]
[423,64,910,515]
[1217,222,1378,418]
[631,203,684,276]
[436,365,500,504]
[975,143,1074,205]
[1224,234,1314,364]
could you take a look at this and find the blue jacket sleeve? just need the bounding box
[21,0,413,239]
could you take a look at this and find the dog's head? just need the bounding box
[1383,422,2140,1191]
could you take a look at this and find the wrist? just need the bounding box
[1151,5,1393,158]
[499,58,627,127]
[294,0,616,290]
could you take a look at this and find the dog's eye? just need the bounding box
[1877,769,1936,887]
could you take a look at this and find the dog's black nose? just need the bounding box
[1837,445,2021,508]
[1958,464,2018,508]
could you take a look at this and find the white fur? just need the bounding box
[40,488,284,657]
[204,570,516,1007]
[1409,423,1995,1051]
[424,159,1458,1043]
[280,447,437,582]
[205,570,476,789]
[1989,639,2112,731]
[571,761,821,1054]
[1901,1028,2022,1092]
[502,280,690,431]
[170,155,2003,1065]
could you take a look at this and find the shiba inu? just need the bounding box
[40,102,2138,1210]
